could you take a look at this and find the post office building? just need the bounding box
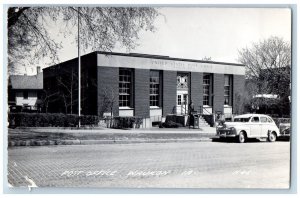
[43,51,245,126]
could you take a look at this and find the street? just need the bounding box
[7,141,290,188]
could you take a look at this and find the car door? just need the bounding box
[260,116,270,138]
[249,116,261,137]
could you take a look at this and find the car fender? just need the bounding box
[234,127,250,137]
[268,126,280,137]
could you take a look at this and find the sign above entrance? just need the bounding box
[97,54,245,75]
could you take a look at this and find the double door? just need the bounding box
[177,90,188,115]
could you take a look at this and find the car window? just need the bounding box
[267,117,273,123]
[234,117,251,122]
[260,117,268,123]
[251,116,259,123]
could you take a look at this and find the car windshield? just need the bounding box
[234,117,251,122]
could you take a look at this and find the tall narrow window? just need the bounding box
[119,69,132,107]
[224,75,232,105]
[177,95,182,105]
[150,70,160,107]
[203,74,211,106]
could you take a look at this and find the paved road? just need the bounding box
[7,141,290,188]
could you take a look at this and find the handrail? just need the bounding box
[199,105,212,115]
[203,107,211,115]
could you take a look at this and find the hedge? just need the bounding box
[104,116,143,129]
[100,116,143,129]
[8,113,100,128]
[159,120,183,128]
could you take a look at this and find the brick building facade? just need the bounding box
[43,51,245,125]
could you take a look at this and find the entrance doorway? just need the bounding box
[176,73,189,115]
[177,91,188,115]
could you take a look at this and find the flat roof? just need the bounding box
[96,51,245,67]
[44,51,245,71]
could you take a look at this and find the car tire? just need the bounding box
[268,132,277,142]
[238,132,246,143]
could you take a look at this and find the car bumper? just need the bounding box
[279,133,290,137]
[216,129,237,138]
[216,134,237,138]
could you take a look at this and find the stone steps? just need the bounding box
[198,116,210,127]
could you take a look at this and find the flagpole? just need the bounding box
[78,7,81,127]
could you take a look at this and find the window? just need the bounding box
[234,117,251,122]
[119,69,132,107]
[251,117,260,123]
[150,70,160,107]
[183,94,188,105]
[224,75,232,105]
[260,117,268,123]
[177,74,188,89]
[203,74,211,106]
[177,95,182,105]
[23,91,28,99]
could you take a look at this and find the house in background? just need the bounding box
[8,67,43,112]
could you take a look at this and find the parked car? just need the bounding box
[216,114,280,143]
[279,123,290,139]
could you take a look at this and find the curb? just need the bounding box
[8,138,213,147]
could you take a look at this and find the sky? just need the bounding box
[16,7,291,75]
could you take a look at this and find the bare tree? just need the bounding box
[7,7,159,74]
[40,89,60,113]
[238,36,291,116]
[99,86,118,128]
[56,68,77,114]
[201,56,212,61]
[55,67,80,114]
[99,86,118,117]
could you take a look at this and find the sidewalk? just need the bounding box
[7,127,217,147]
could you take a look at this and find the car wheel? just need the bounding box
[268,132,277,142]
[238,132,246,143]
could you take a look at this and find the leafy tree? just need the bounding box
[7,7,159,74]
[238,36,291,116]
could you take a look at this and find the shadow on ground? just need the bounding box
[211,137,290,144]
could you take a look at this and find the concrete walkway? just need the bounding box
[8,127,217,147]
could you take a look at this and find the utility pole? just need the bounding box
[78,7,81,127]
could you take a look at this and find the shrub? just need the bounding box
[81,115,101,126]
[8,113,99,128]
[110,116,143,129]
[161,120,183,128]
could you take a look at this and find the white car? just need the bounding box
[216,114,280,143]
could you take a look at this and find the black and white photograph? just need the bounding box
[2,1,296,194]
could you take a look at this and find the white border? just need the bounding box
[1,1,298,197]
